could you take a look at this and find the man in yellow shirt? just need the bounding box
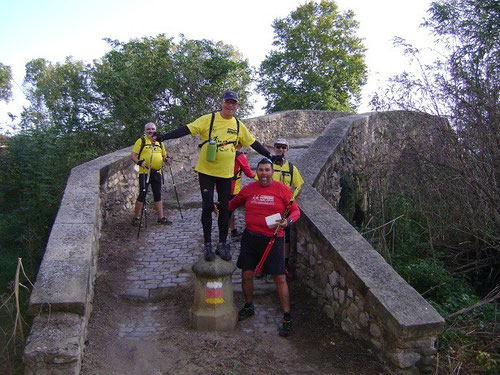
[271,138,304,277]
[131,122,171,226]
[155,91,280,261]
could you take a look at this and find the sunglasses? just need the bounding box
[274,144,288,149]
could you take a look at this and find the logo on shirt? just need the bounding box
[227,128,238,135]
[251,194,275,206]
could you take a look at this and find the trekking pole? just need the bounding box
[137,178,147,239]
[168,164,183,220]
[255,203,293,276]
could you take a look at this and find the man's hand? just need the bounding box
[153,132,165,142]
[163,156,172,165]
[213,202,220,216]
[269,154,284,164]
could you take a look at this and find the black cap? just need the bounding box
[222,90,239,102]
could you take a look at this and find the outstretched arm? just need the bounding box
[250,140,271,158]
[155,126,191,142]
[250,141,284,163]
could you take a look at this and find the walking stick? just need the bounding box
[137,141,155,238]
[137,176,147,239]
[254,202,293,276]
[168,164,183,220]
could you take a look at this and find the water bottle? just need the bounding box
[206,140,217,162]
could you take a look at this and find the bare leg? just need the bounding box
[134,201,143,219]
[242,270,254,303]
[273,274,290,313]
[154,201,164,219]
[229,212,236,231]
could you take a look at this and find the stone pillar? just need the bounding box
[190,257,238,331]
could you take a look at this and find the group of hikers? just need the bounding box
[129,90,304,337]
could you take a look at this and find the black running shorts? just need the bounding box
[237,229,285,275]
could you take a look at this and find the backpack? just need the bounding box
[198,112,240,148]
[138,136,164,161]
[277,161,294,187]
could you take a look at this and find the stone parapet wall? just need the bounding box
[244,109,350,146]
[295,112,445,373]
[311,111,439,210]
[24,147,130,374]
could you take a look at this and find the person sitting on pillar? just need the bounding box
[130,122,172,226]
[229,158,300,337]
[154,90,281,262]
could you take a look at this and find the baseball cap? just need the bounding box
[222,90,239,102]
[274,138,289,147]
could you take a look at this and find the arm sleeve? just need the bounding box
[250,140,271,158]
[287,200,301,223]
[160,125,191,140]
[238,154,255,178]
[228,191,246,211]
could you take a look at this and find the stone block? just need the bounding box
[338,289,345,304]
[359,312,369,328]
[324,305,335,320]
[339,275,346,287]
[328,271,339,286]
[388,350,422,369]
[29,257,91,316]
[24,312,84,375]
[370,322,382,338]
[347,288,354,299]
[190,257,238,331]
[325,283,333,299]
[347,302,360,320]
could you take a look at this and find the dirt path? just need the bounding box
[81,137,393,374]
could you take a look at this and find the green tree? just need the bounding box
[92,35,176,143]
[369,0,499,293]
[258,0,367,113]
[93,34,252,144]
[0,62,13,103]
[21,57,113,163]
[167,38,253,123]
[365,4,499,370]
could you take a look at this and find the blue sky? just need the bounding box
[0,0,435,131]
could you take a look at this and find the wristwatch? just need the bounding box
[286,218,293,226]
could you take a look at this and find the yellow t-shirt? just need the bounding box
[187,112,256,178]
[132,137,166,174]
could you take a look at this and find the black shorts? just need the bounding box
[137,172,162,202]
[237,229,285,275]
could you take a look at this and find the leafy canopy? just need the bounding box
[258,0,367,113]
[0,62,13,103]
[93,35,253,144]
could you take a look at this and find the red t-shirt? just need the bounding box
[229,181,300,237]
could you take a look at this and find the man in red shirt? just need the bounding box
[229,158,300,337]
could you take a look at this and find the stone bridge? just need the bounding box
[23,110,444,374]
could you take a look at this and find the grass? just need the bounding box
[0,258,33,375]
